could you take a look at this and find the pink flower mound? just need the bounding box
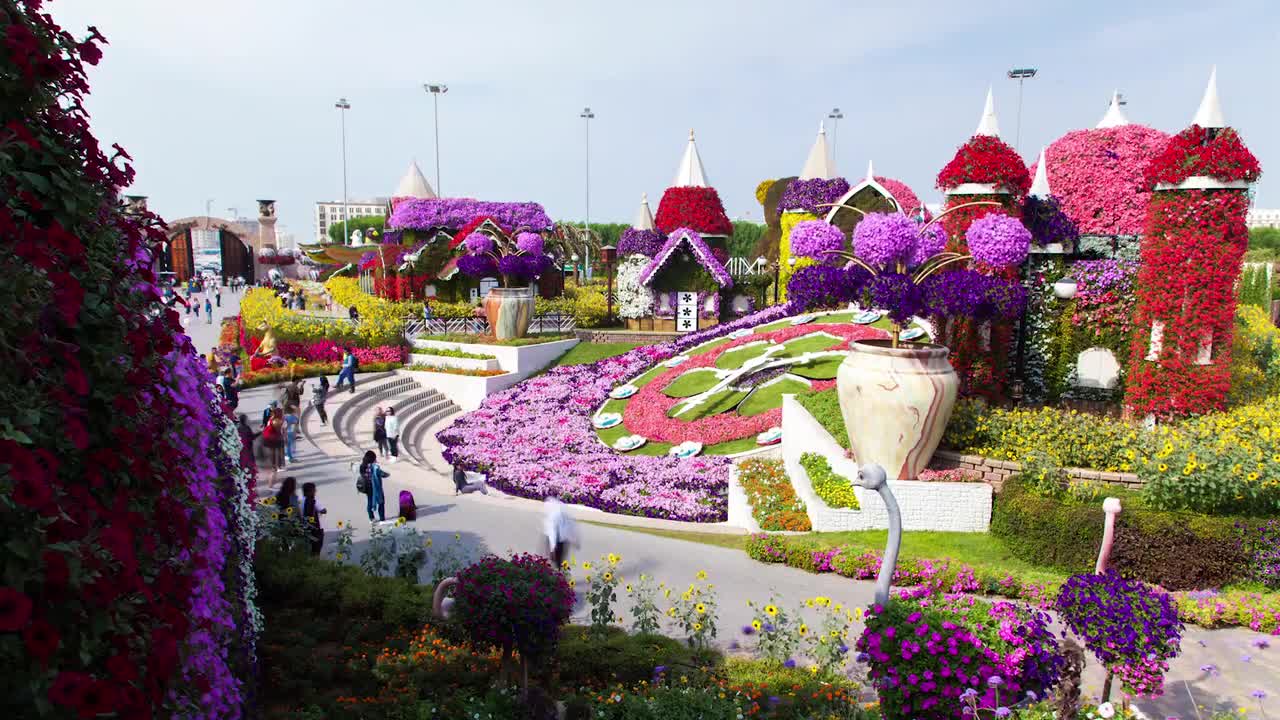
[875,176,931,220]
[1035,125,1171,236]
[276,340,405,364]
[626,323,887,445]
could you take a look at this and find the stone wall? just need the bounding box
[574,329,682,344]
[930,450,1143,492]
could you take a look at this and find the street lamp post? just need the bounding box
[827,107,843,164]
[423,84,448,194]
[334,98,351,250]
[580,107,595,281]
[1006,68,1037,155]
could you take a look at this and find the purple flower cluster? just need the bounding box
[790,220,846,260]
[867,273,926,324]
[1021,195,1079,248]
[778,177,851,214]
[857,593,1063,720]
[1055,571,1184,697]
[456,253,497,278]
[618,228,666,258]
[639,227,733,288]
[464,232,495,254]
[515,231,545,255]
[786,264,870,310]
[388,197,554,232]
[1072,259,1138,302]
[919,270,1027,322]
[966,213,1032,268]
[437,303,797,521]
[853,212,924,269]
[1237,520,1280,589]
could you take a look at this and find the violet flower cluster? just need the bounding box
[789,220,846,261]
[458,230,552,284]
[777,177,851,214]
[786,265,870,311]
[388,197,554,232]
[919,270,1027,322]
[966,214,1033,268]
[1021,195,1080,248]
[1055,570,1183,697]
[853,212,927,269]
[618,228,665,258]
[436,304,796,521]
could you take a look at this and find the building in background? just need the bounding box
[314,198,388,243]
[1247,208,1280,228]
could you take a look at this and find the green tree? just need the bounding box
[1249,227,1280,251]
[326,214,385,244]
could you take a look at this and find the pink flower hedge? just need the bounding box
[876,176,931,220]
[624,323,887,445]
[275,339,406,365]
[437,305,797,521]
[1035,125,1171,236]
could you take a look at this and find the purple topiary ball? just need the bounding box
[790,220,845,260]
[853,212,921,269]
[464,232,495,255]
[516,231,544,255]
[966,213,1032,267]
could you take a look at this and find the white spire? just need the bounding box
[975,86,1001,137]
[394,160,436,199]
[799,121,838,180]
[632,193,656,230]
[1030,147,1052,198]
[1191,66,1226,128]
[1096,90,1130,128]
[865,159,875,182]
[671,128,709,187]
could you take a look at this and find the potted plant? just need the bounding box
[821,207,1030,480]
[456,227,552,340]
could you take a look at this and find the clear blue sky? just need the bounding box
[52,0,1278,240]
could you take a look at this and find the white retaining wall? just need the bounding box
[399,369,524,411]
[411,338,579,375]
[408,353,502,372]
[780,395,992,532]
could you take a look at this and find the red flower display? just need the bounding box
[936,135,1032,196]
[1125,189,1251,418]
[1145,125,1262,188]
[654,186,733,236]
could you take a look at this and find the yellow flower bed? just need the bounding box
[777,211,818,301]
[323,277,415,346]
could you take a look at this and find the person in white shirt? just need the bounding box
[385,407,401,462]
[543,498,579,569]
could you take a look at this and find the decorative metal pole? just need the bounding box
[334,98,351,248]
[580,107,594,280]
[1006,68,1037,155]
[423,84,448,194]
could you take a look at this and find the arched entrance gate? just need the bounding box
[163,217,255,285]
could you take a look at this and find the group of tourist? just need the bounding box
[372,406,401,462]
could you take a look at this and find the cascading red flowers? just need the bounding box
[1145,125,1262,187]
[936,135,1032,196]
[654,186,733,236]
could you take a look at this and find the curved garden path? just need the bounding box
[190,291,1277,719]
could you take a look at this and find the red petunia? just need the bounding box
[0,586,33,631]
[22,619,59,663]
[48,671,91,709]
[106,654,138,684]
[42,550,69,587]
[76,678,118,719]
[13,472,53,509]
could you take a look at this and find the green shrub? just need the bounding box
[413,346,496,360]
[993,477,1256,590]
[799,452,860,509]
[552,626,712,688]
[796,390,848,449]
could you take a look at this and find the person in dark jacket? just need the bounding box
[359,450,388,522]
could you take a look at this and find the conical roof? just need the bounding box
[1029,147,1052,198]
[632,193,656,230]
[394,160,437,199]
[1191,66,1225,128]
[671,129,709,187]
[975,86,1001,137]
[1096,90,1130,128]
[799,121,837,180]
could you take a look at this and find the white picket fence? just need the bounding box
[725,256,769,276]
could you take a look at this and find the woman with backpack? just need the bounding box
[358,450,388,523]
[372,407,388,458]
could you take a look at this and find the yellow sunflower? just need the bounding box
[764,605,778,617]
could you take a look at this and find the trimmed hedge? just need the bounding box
[992,477,1253,590]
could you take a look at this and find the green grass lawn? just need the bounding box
[715,342,771,370]
[790,354,842,379]
[553,341,644,367]
[587,523,1067,586]
[661,368,721,397]
[779,332,842,356]
[737,376,810,416]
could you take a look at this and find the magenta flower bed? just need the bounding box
[437,305,796,521]
[276,340,406,365]
[624,323,886,446]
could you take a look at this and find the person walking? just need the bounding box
[359,450,388,523]
[301,482,326,555]
[385,407,401,463]
[274,476,300,516]
[262,400,278,429]
[204,297,213,324]
[543,497,579,569]
[335,348,357,394]
[283,407,300,464]
[372,408,388,458]
[214,285,221,308]
[311,375,329,425]
[262,408,286,485]
[236,414,257,471]
[348,305,360,323]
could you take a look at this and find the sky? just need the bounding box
[50,0,1280,243]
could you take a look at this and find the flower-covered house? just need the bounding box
[635,228,734,332]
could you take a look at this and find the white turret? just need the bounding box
[1029,147,1052,199]
[1191,66,1226,128]
[671,129,709,187]
[394,160,437,199]
[1096,90,1130,129]
[799,121,838,180]
[632,193,656,230]
[975,86,1001,137]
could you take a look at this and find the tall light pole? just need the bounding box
[423,84,448,194]
[1006,67,1037,155]
[580,106,595,281]
[827,107,843,165]
[334,97,351,247]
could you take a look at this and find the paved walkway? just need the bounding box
[187,290,1277,718]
